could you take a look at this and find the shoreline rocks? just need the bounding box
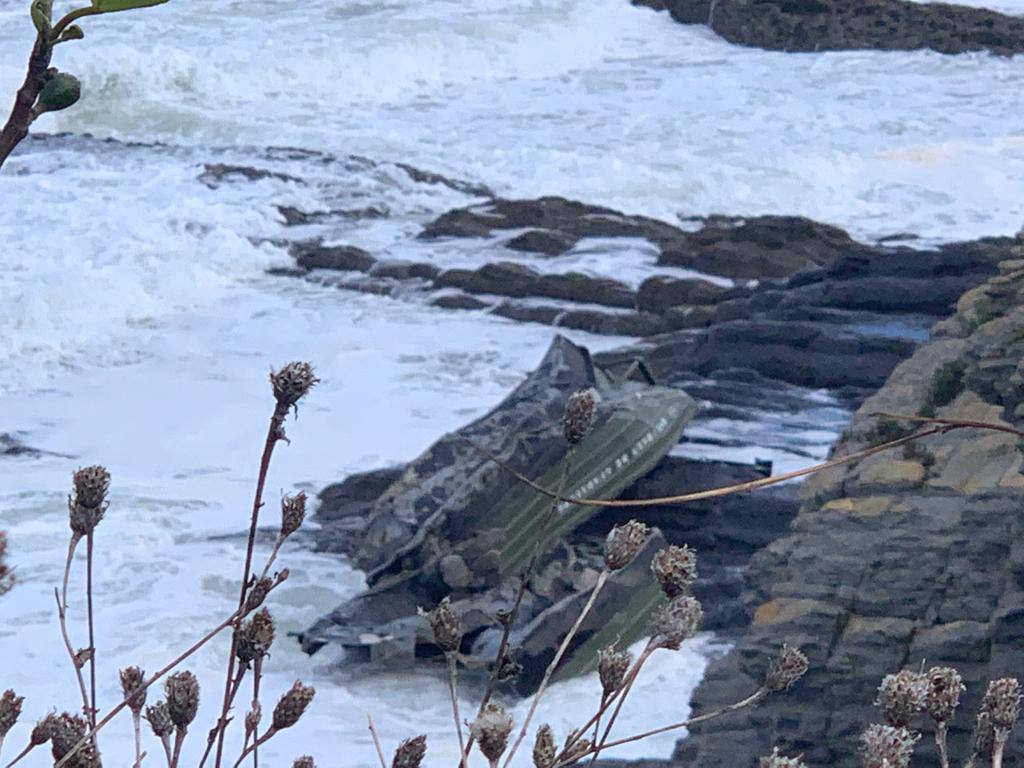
[675,260,1024,765]
[642,0,1024,56]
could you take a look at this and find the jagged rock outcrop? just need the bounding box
[642,0,1024,56]
[676,260,1024,765]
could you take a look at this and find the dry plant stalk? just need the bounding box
[3,369,1024,768]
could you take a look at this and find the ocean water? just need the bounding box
[1,0,1023,765]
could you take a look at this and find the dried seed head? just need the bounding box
[972,709,995,758]
[603,520,648,571]
[244,576,274,614]
[859,723,919,768]
[650,544,698,598]
[471,702,514,763]
[597,645,632,697]
[0,690,23,738]
[876,669,929,728]
[270,361,318,411]
[68,465,110,537]
[983,677,1022,731]
[165,671,199,730]
[31,713,57,746]
[421,597,462,653]
[759,747,808,768]
[292,758,315,768]
[392,735,427,768]
[559,733,592,766]
[764,644,809,693]
[145,701,173,739]
[532,724,556,768]
[119,666,147,714]
[280,492,307,538]
[563,389,597,445]
[272,681,315,730]
[50,712,100,768]
[925,666,964,723]
[72,465,110,510]
[650,594,702,650]
[236,608,276,665]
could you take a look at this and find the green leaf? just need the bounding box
[30,0,51,36]
[37,72,81,113]
[91,0,168,11]
[57,24,84,42]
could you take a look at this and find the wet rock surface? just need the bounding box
[647,0,1024,56]
[676,261,1024,766]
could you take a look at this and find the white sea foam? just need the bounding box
[1,0,1022,764]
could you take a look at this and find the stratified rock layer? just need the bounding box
[676,260,1024,765]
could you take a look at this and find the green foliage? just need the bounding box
[863,419,914,448]
[37,72,81,113]
[918,360,968,418]
[30,0,50,36]
[92,0,169,11]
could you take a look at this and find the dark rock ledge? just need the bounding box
[636,0,1024,56]
[676,260,1024,766]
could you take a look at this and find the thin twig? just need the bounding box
[993,729,1008,768]
[55,536,90,718]
[169,728,185,768]
[211,406,287,768]
[935,721,949,768]
[131,710,143,768]
[1,742,36,768]
[200,665,247,767]
[585,641,657,767]
[86,531,97,729]
[251,658,263,768]
[367,714,388,768]
[469,422,968,508]
[231,726,278,768]
[502,569,610,768]
[569,688,767,763]
[49,6,103,40]
[462,452,576,764]
[53,606,245,768]
[446,653,467,768]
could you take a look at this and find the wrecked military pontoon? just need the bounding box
[299,336,697,693]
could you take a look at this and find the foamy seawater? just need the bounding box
[1,0,1023,764]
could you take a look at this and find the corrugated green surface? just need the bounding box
[499,387,697,577]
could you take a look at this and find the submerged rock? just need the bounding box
[651,0,1024,56]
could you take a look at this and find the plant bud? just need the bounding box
[972,709,995,757]
[603,520,648,571]
[471,703,513,764]
[236,608,276,664]
[764,644,809,693]
[272,681,315,730]
[165,671,199,730]
[563,389,596,445]
[145,701,173,739]
[421,597,461,653]
[859,723,918,768]
[244,703,261,737]
[119,666,147,714]
[31,714,57,746]
[597,645,631,697]
[270,362,318,411]
[280,492,307,538]
[925,666,964,723]
[292,758,315,768]
[560,732,592,766]
[532,724,556,768]
[650,594,702,650]
[50,713,89,765]
[392,735,426,768]
[0,690,22,738]
[58,24,84,42]
[983,677,1022,731]
[650,544,697,597]
[876,669,928,728]
[244,576,274,614]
